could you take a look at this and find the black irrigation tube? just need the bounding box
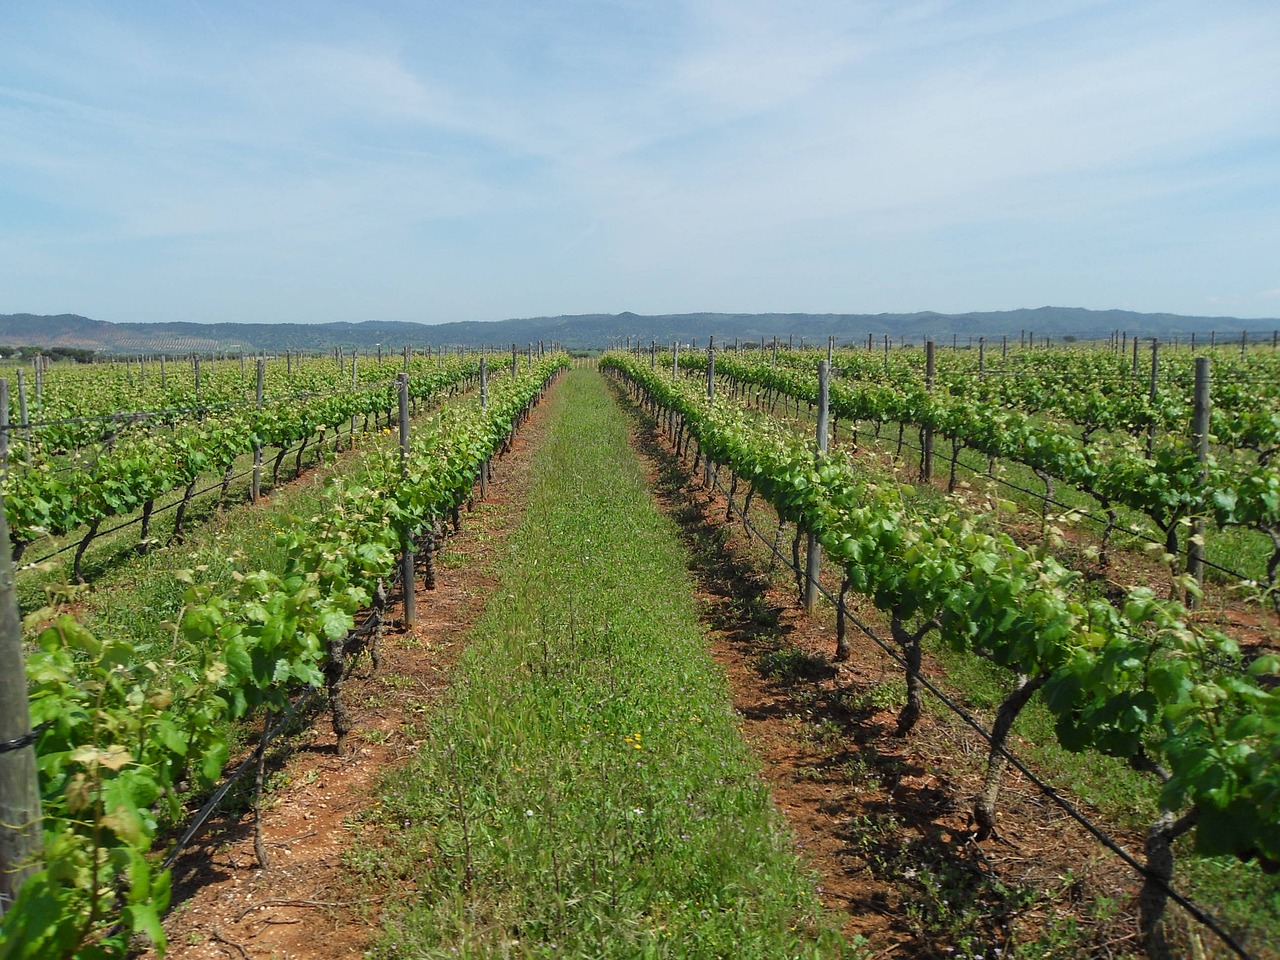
[159,685,318,872]
[155,367,554,878]
[16,422,344,571]
[18,467,256,569]
[873,430,1257,586]
[15,378,489,570]
[629,377,1258,960]
[5,377,433,449]
[723,378,1260,588]
[156,562,405,875]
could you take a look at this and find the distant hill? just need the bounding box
[1,308,1277,355]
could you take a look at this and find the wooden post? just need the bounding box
[804,360,830,613]
[1187,357,1210,606]
[705,338,715,487]
[707,336,715,402]
[979,338,986,378]
[0,381,8,466]
[15,372,27,446]
[251,360,264,503]
[350,350,359,439]
[399,374,415,630]
[479,358,489,499]
[1147,339,1160,456]
[672,341,679,379]
[650,340,656,369]
[0,486,42,915]
[511,343,518,377]
[922,341,935,481]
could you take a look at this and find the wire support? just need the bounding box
[631,382,1259,960]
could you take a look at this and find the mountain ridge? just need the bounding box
[2,308,1277,354]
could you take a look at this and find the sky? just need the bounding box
[1,0,1278,326]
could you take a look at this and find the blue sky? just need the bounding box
[2,0,1278,325]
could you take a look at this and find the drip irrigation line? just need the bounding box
[735,388,1259,587]
[633,379,1259,960]
[16,428,334,571]
[6,377,426,443]
[19,465,258,569]
[160,687,318,872]
[878,431,1256,586]
[704,447,1254,960]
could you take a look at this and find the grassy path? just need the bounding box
[362,368,853,959]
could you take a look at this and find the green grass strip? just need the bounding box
[361,369,855,959]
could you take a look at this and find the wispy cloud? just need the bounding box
[1,0,1278,322]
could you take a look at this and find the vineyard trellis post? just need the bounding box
[0,380,8,466]
[978,337,986,378]
[15,371,27,448]
[705,338,715,488]
[479,358,489,499]
[804,360,830,613]
[398,373,416,630]
[672,341,679,379]
[351,349,359,440]
[1188,357,1211,606]
[251,359,264,503]
[650,340,656,370]
[1147,338,1160,456]
[0,486,42,916]
[707,336,715,403]
[511,343,518,377]
[921,340,935,481]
